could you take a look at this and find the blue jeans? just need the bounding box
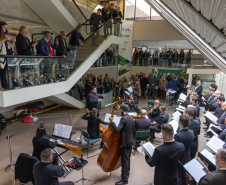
[69,45,78,67]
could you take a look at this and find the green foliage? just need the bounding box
[179,65,189,78]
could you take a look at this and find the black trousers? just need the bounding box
[150,126,160,140]
[121,146,132,181]
[59,181,74,185]
[190,140,198,159]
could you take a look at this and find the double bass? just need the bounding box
[97,97,121,172]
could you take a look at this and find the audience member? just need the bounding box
[16,26,36,55]
[113,7,122,36]
[69,25,84,68]
[148,73,157,99]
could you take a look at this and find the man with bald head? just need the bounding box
[148,100,161,122]
[135,109,152,131]
[189,149,226,185]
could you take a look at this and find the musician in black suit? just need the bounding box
[86,86,106,117]
[174,115,194,185]
[135,109,152,131]
[190,96,200,117]
[82,108,109,148]
[16,26,36,55]
[32,125,60,165]
[184,108,200,159]
[149,106,169,142]
[148,100,160,122]
[206,88,216,103]
[195,80,203,102]
[184,87,194,107]
[110,104,136,185]
[189,149,226,185]
[33,148,74,185]
[145,124,185,185]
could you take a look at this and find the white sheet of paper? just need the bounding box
[137,146,145,155]
[167,89,177,94]
[127,87,133,93]
[142,142,155,157]
[179,93,187,101]
[200,149,216,166]
[169,120,179,135]
[173,111,181,122]
[125,91,130,96]
[207,124,220,137]
[113,117,121,127]
[206,136,224,153]
[104,113,116,122]
[53,124,72,139]
[184,158,207,183]
[204,111,218,122]
[179,105,185,110]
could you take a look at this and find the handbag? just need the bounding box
[0,43,7,69]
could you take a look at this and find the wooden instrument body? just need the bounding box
[64,143,81,157]
[97,97,121,172]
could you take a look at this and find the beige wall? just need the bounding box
[133,20,186,41]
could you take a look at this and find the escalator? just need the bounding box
[0,18,124,108]
[145,0,226,73]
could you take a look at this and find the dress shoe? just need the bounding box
[115,179,128,185]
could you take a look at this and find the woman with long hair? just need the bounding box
[32,125,60,165]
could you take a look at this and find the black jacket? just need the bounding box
[112,113,136,147]
[149,107,161,122]
[216,111,226,127]
[195,85,203,100]
[15,153,39,184]
[174,129,194,164]
[86,92,103,110]
[145,141,185,185]
[134,117,152,131]
[192,103,200,117]
[32,137,57,160]
[55,35,70,56]
[113,11,123,21]
[140,77,148,90]
[82,113,109,139]
[33,162,65,185]
[188,118,200,141]
[16,33,33,55]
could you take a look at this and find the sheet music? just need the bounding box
[206,136,224,153]
[207,124,219,137]
[202,96,206,101]
[200,149,216,166]
[188,105,195,109]
[104,113,116,122]
[172,111,181,122]
[113,117,121,127]
[127,87,133,93]
[184,158,207,183]
[142,142,155,157]
[169,120,179,135]
[204,111,218,122]
[167,88,177,94]
[125,91,130,96]
[179,105,185,110]
[53,124,72,139]
[179,93,187,101]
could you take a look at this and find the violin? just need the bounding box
[86,109,106,133]
[97,97,121,172]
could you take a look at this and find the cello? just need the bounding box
[97,97,121,172]
[86,109,106,133]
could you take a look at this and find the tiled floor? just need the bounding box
[0,98,207,185]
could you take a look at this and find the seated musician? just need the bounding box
[148,100,160,122]
[33,148,74,185]
[190,96,200,117]
[128,94,135,112]
[82,108,109,148]
[32,125,60,165]
[134,109,152,145]
[149,106,169,142]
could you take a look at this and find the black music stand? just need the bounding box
[71,155,96,185]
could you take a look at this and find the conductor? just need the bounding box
[86,86,106,116]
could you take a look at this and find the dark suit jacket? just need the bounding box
[112,114,136,147]
[193,103,200,117]
[207,95,214,103]
[174,129,194,164]
[188,118,200,140]
[37,38,58,56]
[86,93,103,110]
[195,85,203,96]
[135,117,152,131]
[161,112,169,123]
[149,107,161,122]
[217,111,226,127]
[33,162,65,185]
[16,33,33,55]
[55,35,69,56]
[198,169,226,185]
[145,141,185,185]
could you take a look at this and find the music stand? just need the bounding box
[73,155,96,185]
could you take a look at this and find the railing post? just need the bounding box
[5,135,15,172]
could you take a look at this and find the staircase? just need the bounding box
[145,0,226,73]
